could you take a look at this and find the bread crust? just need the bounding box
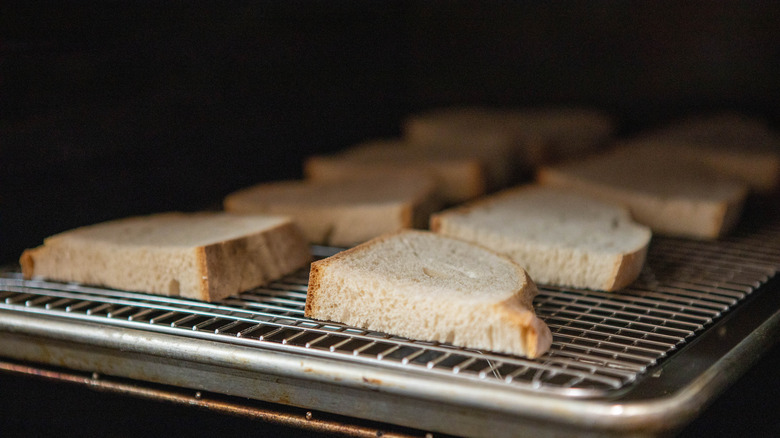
[20,248,37,280]
[304,232,373,318]
[195,246,210,301]
[605,245,648,291]
[495,285,553,359]
[304,261,324,318]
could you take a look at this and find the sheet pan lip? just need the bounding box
[1,286,779,436]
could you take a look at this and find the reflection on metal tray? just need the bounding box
[1,218,780,437]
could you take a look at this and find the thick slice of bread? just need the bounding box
[305,230,552,358]
[403,106,614,170]
[402,108,521,187]
[431,185,651,291]
[633,113,780,193]
[224,176,440,247]
[20,212,311,302]
[537,146,749,239]
[304,139,487,204]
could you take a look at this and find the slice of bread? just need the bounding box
[537,145,749,239]
[305,230,552,358]
[502,107,615,164]
[632,113,780,193]
[403,106,614,170]
[304,139,487,204]
[431,185,651,291]
[224,176,440,247]
[639,112,779,148]
[20,212,311,302]
[402,108,521,187]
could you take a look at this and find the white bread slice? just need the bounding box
[304,139,487,204]
[632,113,780,193]
[537,145,749,240]
[403,106,614,170]
[20,212,311,302]
[224,176,440,247]
[431,185,651,291]
[305,230,552,358]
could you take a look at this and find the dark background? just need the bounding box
[3,1,779,264]
[1,1,780,436]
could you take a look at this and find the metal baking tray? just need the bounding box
[2,212,780,437]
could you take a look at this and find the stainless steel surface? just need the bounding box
[1,217,780,437]
[0,358,429,438]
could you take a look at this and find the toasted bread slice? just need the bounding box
[224,175,439,247]
[305,230,552,358]
[304,139,487,204]
[431,185,651,291]
[537,146,749,239]
[21,212,311,301]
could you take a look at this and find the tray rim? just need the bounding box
[1,273,779,438]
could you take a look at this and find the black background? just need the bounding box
[2,1,780,436]
[3,1,779,264]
